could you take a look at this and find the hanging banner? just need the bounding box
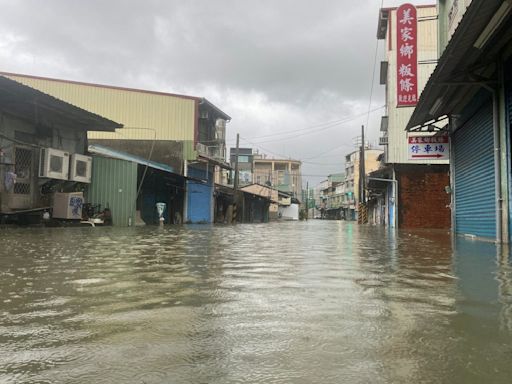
[396,3,418,107]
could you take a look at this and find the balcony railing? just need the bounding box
[197,143,226,162]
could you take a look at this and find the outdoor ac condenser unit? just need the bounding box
[52,192,83,220]
[69,154,92,183]
[39,148,70,180]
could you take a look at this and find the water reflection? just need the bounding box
[0,222,511,383]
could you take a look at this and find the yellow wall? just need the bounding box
[5,74,196,142]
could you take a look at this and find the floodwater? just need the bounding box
[1,221,512,384]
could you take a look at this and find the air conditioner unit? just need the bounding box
[70,154,92,183]
[39,148,70,180]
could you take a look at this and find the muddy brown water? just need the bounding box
[1,220,512,383]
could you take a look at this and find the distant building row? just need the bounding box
[0,72,306,225]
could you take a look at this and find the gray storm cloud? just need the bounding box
[0,0,433,184]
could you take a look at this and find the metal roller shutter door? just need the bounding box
[453,101,495,238]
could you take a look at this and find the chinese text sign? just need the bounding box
[396,3,418,107]
[408,135,449,160]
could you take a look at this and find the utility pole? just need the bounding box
[360,125,366,203]
[234,133,240,191]
[358,125,367,224]
[306,181,309,220]
[232,133,240,224]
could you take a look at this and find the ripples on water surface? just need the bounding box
[1,221,512,383]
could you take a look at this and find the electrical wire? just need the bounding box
[246,105,385,145]
[235,104,384,163]
[365,0,385,135]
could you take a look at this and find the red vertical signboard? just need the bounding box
[396,3,417,107]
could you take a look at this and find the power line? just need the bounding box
[238,136,287,159]
[365,0,385,135]
[247,105,385,144]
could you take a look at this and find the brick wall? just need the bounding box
[398,165,451,229]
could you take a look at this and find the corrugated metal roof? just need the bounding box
[0,75,122,131]
[88,144,176,173]
[0,72,231,128]
[406,0,508,130]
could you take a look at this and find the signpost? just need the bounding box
[408,135,449,160]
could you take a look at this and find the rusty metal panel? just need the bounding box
[5,75,196,142]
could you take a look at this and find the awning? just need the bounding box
[406,0,510,131]
[88,144,176,174]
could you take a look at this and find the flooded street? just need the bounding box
[1,221,512,383]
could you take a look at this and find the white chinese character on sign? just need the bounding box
[400,43,414,59]
[400,8,414,25]
[401,27,413,42]
[400,78,415,92]
[398,63,414,77]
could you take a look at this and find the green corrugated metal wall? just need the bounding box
[88,156,137,227]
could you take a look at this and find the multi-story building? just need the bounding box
[314,179,329,218]
[372,4,450,229]
[322,173,345,220]
[1,72,230,224]
[405,1,512,242]
[343,148,383,221]
[252,155,302,200]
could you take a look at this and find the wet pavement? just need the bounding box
[1,220,511,383]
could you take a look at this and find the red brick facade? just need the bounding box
[398,165,451,229]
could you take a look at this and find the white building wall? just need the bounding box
[383,5,448,166]
[439,0,473,53]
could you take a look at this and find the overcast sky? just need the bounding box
[0,0,434,186]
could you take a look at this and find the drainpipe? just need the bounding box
[493,88,503,244]
[183,159,188,223]
[482,81,503,244]
[449,120,456,238]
